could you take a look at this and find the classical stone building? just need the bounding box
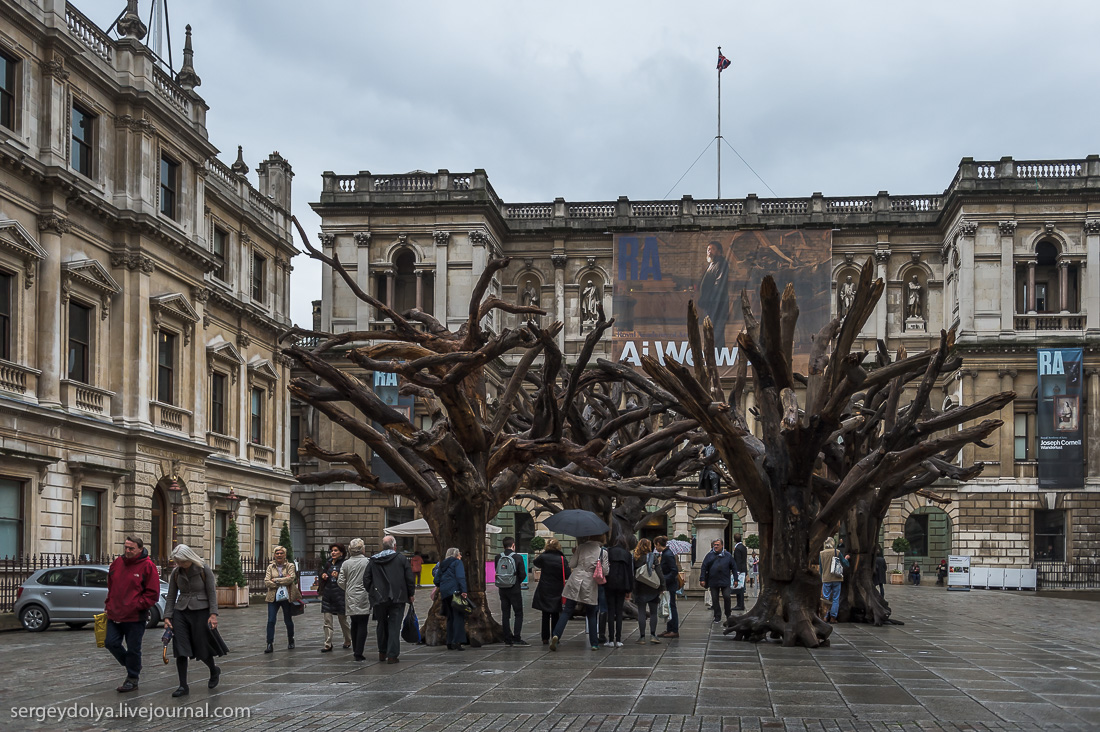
[298,159,1099,572]
[0,0,296,563]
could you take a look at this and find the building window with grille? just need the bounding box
[210,371,227,434]
[71,104,94,177]
[250,387,264,444]
[0,49,17,131]
[160,155,178,219]
[0,270,12,361]
[157,331,176,405]
[212,227,228,281]
[254,515,267,561]
[1034,510,1066,561]
[214,510,228,567]
[67,301,91,383]
[251,252,266,302]
[0,477,23,556]
[79,490,101,559]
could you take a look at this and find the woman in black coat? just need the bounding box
[603,537,634,647]
[319,543,351,652]
[531,538,570,645]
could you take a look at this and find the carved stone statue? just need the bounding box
[906,275,923,319]
[698,444,721,512]
[839,275,856,316]
[581,279,600,323]
[520,280,539,309]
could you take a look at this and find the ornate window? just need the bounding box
[0,48,18,131]
[150,293,199,415]
[66,301,91,383]
[70,103,94,178]
[160,154,178,219]
[212,227,228,281]
[0,270,11,361]
[210,371,227,435]
[251,251,266,303]
[0,220,46,378]
[0,477,23,556]
[250,386,264,444]
[79,489,102,558]
[253,515,267,561]
[157,331,177,405]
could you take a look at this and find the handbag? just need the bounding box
[93,612,107,648]
[561,556,568,608]
[450,592,474,615]
[593,549,607,585]
[677,571,685,590]
[635,559,661,589]
[829,551,844,577]
[401,605,421,644]
[289,599,306,616]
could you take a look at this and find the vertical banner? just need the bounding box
[371,371,414,483]
[1037,348,1084,489]
[947,554,970,591]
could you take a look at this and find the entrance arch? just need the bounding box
[903,505,952,576]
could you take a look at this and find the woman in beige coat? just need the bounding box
[263,545,298,653]
[337,538,371,661]
[549,537,608,652]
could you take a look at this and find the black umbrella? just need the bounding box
[543,509,610,538]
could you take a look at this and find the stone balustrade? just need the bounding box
[207,432,238,456]
[65,4,112,63]
[1013,313,1086,332]
[151,65,191,114]
[0,359,39,396]
[249,442,275,465]
[150,401,192,433]
[60,380,113,416]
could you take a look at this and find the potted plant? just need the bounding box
[215,518,249,607]
[890,537,910,584]
[528,536,545,581]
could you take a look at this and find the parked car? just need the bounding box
[14,565,169,632]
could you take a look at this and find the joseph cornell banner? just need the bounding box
[612,230,831,375]
[1037,348,1084,490]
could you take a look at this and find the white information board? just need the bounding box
[947,554,970,591]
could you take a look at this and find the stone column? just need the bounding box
[36,214,68,408]
[999,221,1016,333]
[1088,369,1100,479]
[1086,220,1100,332]
[874,246,889,338]
[433,231,449,327]
[997,369,1017,472]
[385,271,394,311]
[192,286,209,438]
[957,221,977,333]
[319,233,334,332]
[959,369,979,466]
[1027,260,1037,313]
[415,271,423,310]
[691,513,729,596]
[552,248,566,350]
[354,232,371,325]
[1057,260,1068,313]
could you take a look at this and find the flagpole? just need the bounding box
[717,46,722,200]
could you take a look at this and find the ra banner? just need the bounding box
[1037,348,1084,489]
[611,229,831,376]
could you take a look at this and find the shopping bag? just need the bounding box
[658,591,671,619]
[704,591,713,609]
[93,612,107,648]
[275,586,289,602]
[401,605,421,644]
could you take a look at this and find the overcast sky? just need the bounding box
[85,1,1100,328]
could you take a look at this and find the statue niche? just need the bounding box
[838,273,857,318]
[904,272,926,331]
[580,278,602,328]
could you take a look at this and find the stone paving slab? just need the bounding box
[2,583,1099,730]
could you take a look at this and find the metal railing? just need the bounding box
[1035,561,1100,590]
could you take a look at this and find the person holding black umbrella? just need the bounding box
[549,536,608,652]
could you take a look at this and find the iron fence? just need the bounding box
[1035,561,1100,590]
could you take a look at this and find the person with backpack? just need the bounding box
[603,536,634,647]
[494,536,528,646]
[365,535,415,663]
[631,538,662,644]
[531,538,569,645]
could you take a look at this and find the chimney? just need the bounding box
[257,151,294,211]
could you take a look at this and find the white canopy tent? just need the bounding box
[385,518,502,537]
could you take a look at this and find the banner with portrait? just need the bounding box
[1037,348,1084,489]
[611,229,832,376]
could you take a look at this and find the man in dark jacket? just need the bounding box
[699,539,734,622]
[104,536,161,692]
[366,535,415,663]
[732,533,748,611]
[873,546,888,598]
[494,536,528,646]
[654,536,680,638]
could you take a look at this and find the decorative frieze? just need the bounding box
[551,253,567,269]
[37,214,70,236]
[42,57,69,81]
[432,230,449,246]
[110,253,155,273]
[998,220,1017,235]
[318,233,334,247]
[469,230,489,245]
[354,232,371,247]
[1084,219,1100,234]
[959,220,979,237]
[237,332,251,349]
[191,286,210,304]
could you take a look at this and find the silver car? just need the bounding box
[14,564,169,632]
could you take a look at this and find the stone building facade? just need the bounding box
[0,0,296,563]
[298,159,1099,571]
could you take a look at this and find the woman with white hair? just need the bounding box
[163,544,221,697]
[337,538,371,661]
[263,545,298,653]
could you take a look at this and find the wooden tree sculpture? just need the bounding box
[640,257,1014,647]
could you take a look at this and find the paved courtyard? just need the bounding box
[2,582,1098,731]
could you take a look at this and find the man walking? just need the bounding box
[104,536,160,692]
[655,536,680,639]
[731,533,748,611]
[366,535,415,663]
[495,536,528,645]
[699,539,734,623]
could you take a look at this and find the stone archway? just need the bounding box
[898,497,954,578]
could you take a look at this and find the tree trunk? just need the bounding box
[724,565,832,647]
[840,505,894,626]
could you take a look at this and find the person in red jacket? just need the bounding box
[104,536,161,692]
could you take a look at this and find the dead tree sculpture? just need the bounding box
[639,257,1014,647]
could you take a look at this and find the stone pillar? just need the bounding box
[415,271,423,310]
[36,214,67,408]
[319,233,334,332]
[1086,220,1100,332]
[874,245,889,338]
[1027,260,1037,313]
[192,287,209,437]
[959,369,979,465]
[691,513,729,595]
[999,221,1016,334]
[552,248,566,350]
[1088,369,1100,479]
[385,271,394,311]
[433,231,449,327]
[1059,260,1069,313]
[353,232,371,326]
[957,221,977,333]
[997,369,1017,472]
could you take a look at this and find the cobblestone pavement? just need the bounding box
[2,582,1098,730]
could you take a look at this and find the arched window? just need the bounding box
[393,250,416,313]
[150,488,168,560]
[1016,239,1079,317]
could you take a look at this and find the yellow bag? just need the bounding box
[94,613,107,648]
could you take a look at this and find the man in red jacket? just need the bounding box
[104,536,161,692]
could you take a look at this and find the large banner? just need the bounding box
[612,230,832,375]
[1037,348,1084,489]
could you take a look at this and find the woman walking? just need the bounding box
[338,538,371,661]
[532,538,570,645]
[550,536,608,652]
[603,536,633,647]
[435,547,468,650]
[632,538,662,644]
[319,543,351,652]
[263,545,298,653]
[163,544,222,697]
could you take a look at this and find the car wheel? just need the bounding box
[19,605,50,632]
[146,606,161,629]
[65,622,88,629]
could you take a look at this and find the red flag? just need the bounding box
[717,53,731,72]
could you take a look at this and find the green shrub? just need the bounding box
[278,520,294,562]
[891,537,911,571]
[745,534,760,549]
[529,536,546,553]
[215,519,247,587]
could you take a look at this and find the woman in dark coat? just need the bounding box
[163,544,223,697]
[532,538,570,645]
[632,538,662,644]
[435,547,468,650]
[603,536,634,647]
[319,543,351,652]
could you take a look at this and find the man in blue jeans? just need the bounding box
[818,537,850,623]
[104,536,161,692]
[655,536,680,638]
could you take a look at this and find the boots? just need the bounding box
[264,643,273,653]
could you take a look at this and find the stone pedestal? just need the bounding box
[905,316,926,332]
[689,512,729,597]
